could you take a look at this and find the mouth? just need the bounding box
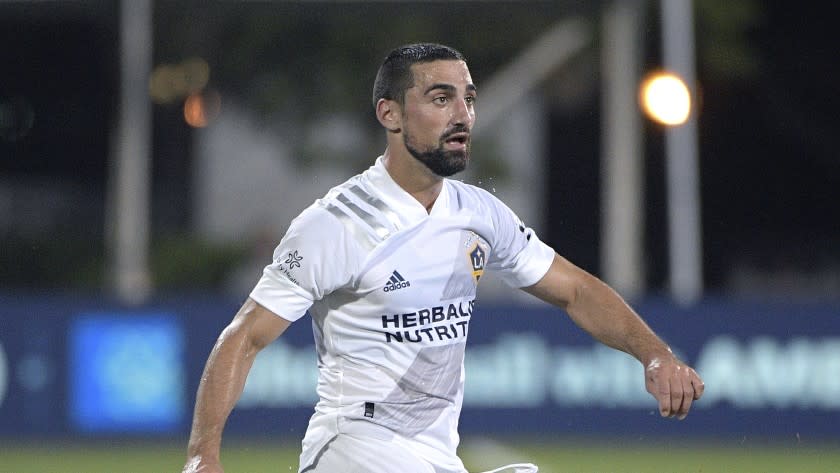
[443,132,470,149]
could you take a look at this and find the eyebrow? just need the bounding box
[423,83,478,95]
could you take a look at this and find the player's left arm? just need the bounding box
[521,253,705,419]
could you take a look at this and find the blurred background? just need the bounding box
[1,1,839,472]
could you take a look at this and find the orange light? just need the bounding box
[183,90,221,128]
[639,71,692,126]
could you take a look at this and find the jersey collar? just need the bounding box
[367,156,451,224]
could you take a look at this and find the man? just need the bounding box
[183,43,704,473]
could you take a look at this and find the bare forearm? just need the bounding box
[525,255,704,418]
[524,255,671,366]
[187,325,258,460]
[184,300,290,471]
[564,273,671,365]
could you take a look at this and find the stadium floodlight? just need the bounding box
[639,71,691,126]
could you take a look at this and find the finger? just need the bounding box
[657,378,672,417]
[692,373,705,400]
[677,377,694,420]
[670,376,684,418]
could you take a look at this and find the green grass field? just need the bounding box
[2,437,838,473]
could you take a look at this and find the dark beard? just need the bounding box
[403,130,469,177]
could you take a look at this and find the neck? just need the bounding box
[382,146,443,213]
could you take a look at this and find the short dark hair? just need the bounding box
[372,43,466,108]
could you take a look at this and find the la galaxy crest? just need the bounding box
[465,232,487,283]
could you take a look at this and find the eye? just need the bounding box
[465,95,477,105]
[434,96,448,104]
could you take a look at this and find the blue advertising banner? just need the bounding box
[68,313,185,433]
[0,293,838,440]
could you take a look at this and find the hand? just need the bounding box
[644,354,704,420]
[183,455,223,473]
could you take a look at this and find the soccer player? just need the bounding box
[183,43,704,473]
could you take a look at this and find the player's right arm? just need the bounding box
[183,298,291,473]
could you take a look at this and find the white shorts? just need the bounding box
[300,433,456,473]
[299,432,538,473]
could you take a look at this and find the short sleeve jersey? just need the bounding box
[250,157,555,472]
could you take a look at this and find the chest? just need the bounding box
[356,219,491,308]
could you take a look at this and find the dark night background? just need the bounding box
[1,1,837,298]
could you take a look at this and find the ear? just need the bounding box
[375,98,402,134]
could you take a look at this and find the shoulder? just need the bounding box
[306,174,396,252]
[282,176,363,241]
[280,204,345,255]
[445,179,512,215]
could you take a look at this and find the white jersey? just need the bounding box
[250,157,555,472]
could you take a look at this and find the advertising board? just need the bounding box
[0,294,838,439]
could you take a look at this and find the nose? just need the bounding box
[450,97,474,127]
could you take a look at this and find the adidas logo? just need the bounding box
[383,270,411,292]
